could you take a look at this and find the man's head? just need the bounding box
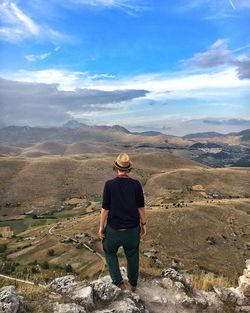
[113,153,132,173]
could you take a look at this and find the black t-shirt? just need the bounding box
[102,176,145,229]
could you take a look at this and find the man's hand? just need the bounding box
[140,224,146,239]
[98,227,105,240]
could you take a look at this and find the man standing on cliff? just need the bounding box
[98,153,147,292]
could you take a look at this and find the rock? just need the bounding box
[206,236,216,245]
[143,252,155,258]
[235,305,250,312]
[92,297,148,313]
[71,286,94,309]
[161,268,191,290]
[179,295,195,307]
[120,266,127,279]
[177,292,208,309]
[213,286,239,304]
[238,260,250,297]
[75,233,86,239]
[91,276,121,302]
[48,276,77,294]
[53,302,86,313]
[0,285,24,313]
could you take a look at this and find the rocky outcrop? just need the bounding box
[53,302,86,313]
[212,259,250,313]
[48,274,148,313]
[0,285,24,313]
[48,275,79,294]
[2,259,250,313]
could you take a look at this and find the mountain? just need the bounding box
[238,129,250,141]
[183,131,225,139]
[0,124,131,146]
[133,131,163,136]
[63,120,88,128]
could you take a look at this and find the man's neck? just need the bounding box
[117,171,129,177]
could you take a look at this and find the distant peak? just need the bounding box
[183,131,224,139]
[111,125,130,134]
[63,120,88,128]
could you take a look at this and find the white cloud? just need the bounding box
[1,66,250,106]
[183,39,232,68]
[0,1,65,43]
[183,39,250,80]
[67,0,146,15]
[25,53,51,62]
[25,46,61,62]
[10,2,40,35]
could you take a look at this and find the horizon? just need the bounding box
[0,0,250,135]
[1,119,250,137]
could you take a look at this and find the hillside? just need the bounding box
[1,125,249,168]
[0,152,206,215]
[0,151,249,285]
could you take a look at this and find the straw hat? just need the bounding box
[114,153,132,171]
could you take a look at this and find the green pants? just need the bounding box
[102,224,140,287]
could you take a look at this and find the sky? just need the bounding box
[0,0,250,136]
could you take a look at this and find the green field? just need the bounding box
[0,209,92,235]
[0,218,50,234]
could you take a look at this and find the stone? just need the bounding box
[91,276,121,302]
[71,286,94,309]
[161,268,191,290]
[0,285,24,313]
[238,274,250,297]
[92,297,147,313]
[48,275,77,294]
[213,286,239,304]
[53,302,86,313]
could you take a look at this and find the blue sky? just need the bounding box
[0,0,250,135]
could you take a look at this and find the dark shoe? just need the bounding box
[117,282,126,290]
[128,282,136,292]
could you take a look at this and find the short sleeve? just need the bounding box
[102,181,111,210]
[136,181,145,208]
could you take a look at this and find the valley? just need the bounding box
[0,149,250,287]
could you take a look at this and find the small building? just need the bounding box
[0,226,14,238]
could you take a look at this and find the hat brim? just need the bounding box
[113,161,132,171]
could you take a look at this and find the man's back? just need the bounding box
[102,176,144,229]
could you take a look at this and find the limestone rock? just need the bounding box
[0,285,24,313]
[53,302,86,313]
[238,259,250,298]
[48,275,77,294]
[92,297,148,313]
[91,276,121,302]
[161,268,191,290]
[238,275,250,297]
[213,286,239,304]
[71,286,94,309]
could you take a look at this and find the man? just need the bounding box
[98,153,147,292]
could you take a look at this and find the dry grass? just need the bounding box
[0,277,50,312]
[190,271,238,291]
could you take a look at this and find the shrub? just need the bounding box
[0,260,18,274]
[40,260,49,269]
[31,265,40,274]
[47,249,55,256]
[65,264,73,273]
[0,244,7,253]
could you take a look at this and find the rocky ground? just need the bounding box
[1,260,250,313]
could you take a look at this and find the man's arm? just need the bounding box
[98,208,109,239]
[138,207,147,238]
